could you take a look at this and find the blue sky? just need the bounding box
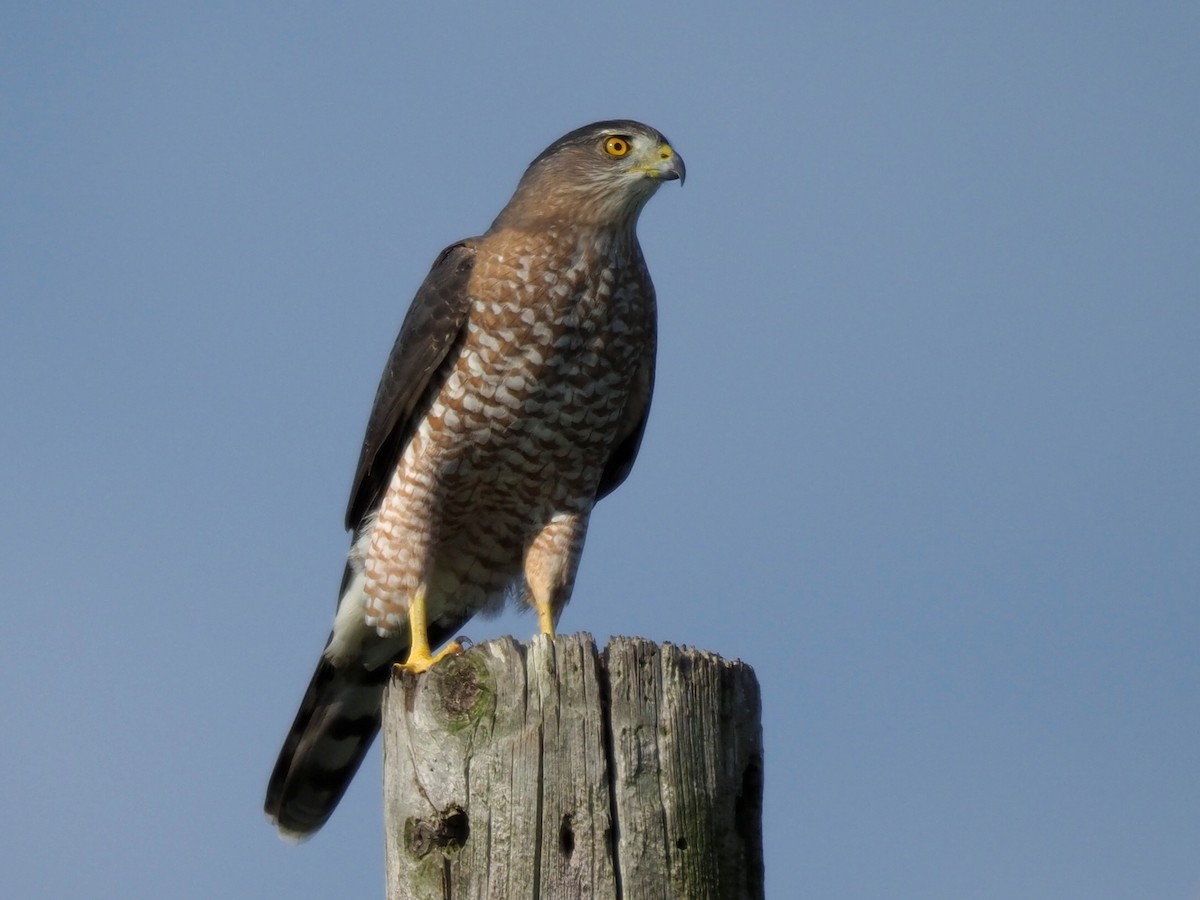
[3,3,1197,898]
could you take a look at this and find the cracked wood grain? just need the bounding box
[383,634,763,900]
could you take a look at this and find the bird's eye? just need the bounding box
[604,136,631,158]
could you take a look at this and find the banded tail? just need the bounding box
[266,615,468,839]
[264,656,387,839]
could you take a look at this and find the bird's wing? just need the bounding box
[345,240,477,530]
[596,302,656,500]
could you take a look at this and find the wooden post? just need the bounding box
[382,634,764,900]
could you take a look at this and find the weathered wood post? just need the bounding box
[382,633,764,899]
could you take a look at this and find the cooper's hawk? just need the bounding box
[265,120,684,839]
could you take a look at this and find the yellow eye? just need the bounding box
[604,136,631,157]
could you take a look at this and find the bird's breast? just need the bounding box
[411,233,651,501]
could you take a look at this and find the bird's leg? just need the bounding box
[394,584,463,675]
[524,513,588,639]
[535,597,557,638]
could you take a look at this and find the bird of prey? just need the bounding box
[265,120,684,839]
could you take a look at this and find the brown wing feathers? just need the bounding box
[345,241,476,530]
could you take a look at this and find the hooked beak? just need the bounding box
[656,144,686,185]
[631,142,686,185]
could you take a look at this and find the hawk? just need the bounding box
[265,120,684,839]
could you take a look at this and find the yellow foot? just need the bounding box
[392,640,465,676]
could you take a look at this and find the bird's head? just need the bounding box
[492,120,685,231]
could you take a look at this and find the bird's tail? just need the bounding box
[264,655,388,840]
[265,605,470,839]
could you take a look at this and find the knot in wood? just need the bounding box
[420,650,492,729]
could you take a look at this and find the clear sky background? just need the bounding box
[3,3,1197,898]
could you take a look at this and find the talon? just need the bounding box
[390,583,466,675]
[393,640,465,675]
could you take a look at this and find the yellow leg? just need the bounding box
[535,597,557,638]
[393,584,463,675]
